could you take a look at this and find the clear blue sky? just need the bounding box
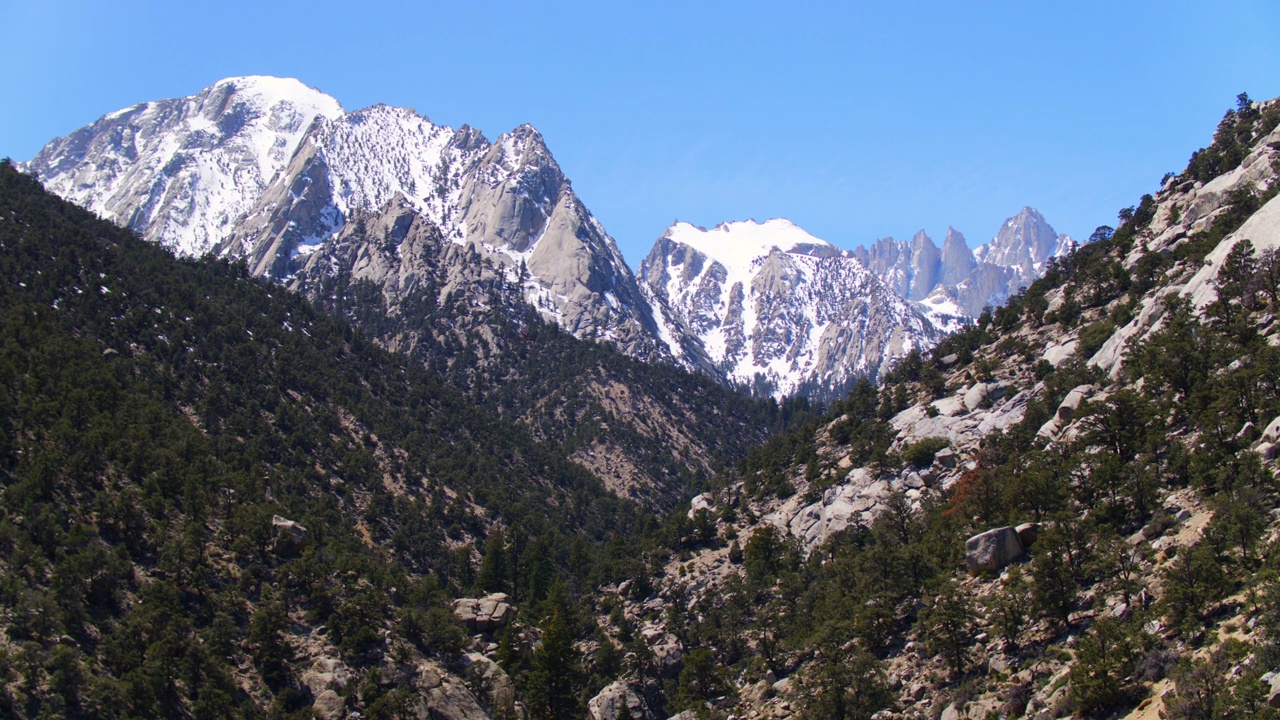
[2,1,1278,266]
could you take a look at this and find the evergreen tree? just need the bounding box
[246,600,292,689]
[919,580,974,676]
[795,646,894,720]
[1031,525,1080,628]
[524,605,579,720]
[990,566,1033,649]
[1069,617,1138,713]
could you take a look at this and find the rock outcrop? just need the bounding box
[452,593,514,633]
[270,514,308,555]
[462,652,518,716]
[965,527,1025,575]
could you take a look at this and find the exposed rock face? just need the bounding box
[1015,522,1041,548]
[639,219,940,399]
[286,192,520,361]
[649,634,685,678]
[963,381,1005,411]
[463,652,518,716]
[1260,415,1280,439]
[975,206,1074,286]
[939,227,977,286]
[768,468,893,549]
[859,209,1077,321]
[310,690,344,720]
[302,657,354,699]
[965,527,1025,574]
[854,231,943,301]
[225,109,666,361]
[451,593,514,632]
[270,514,308,555]
[1038,383,1096,438]
[418,671,492,720]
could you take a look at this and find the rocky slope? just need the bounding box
[287,194,806,507]
[574,96,1280,720]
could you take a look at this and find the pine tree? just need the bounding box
[524,605,579,720]
[1069,617,1138,713]
[246,600,292,689]
[920,580,974,676]
[478,529,509,594]
[795,645,894,720]
[1031,525,1080,628]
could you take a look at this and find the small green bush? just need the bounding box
[902,437,949,469]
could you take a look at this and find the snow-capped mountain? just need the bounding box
[23,76,344,256]
[21,75,1073,401]
[22,76,665,360]
[856,207,1076,319]
[639,219,940,399]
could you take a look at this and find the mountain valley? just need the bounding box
[5,76,1280,720]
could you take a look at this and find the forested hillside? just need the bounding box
[0,160,664,719]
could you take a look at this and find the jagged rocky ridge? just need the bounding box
[854,207,1077,320]
[24,75,1072,402]
[637,210,1077,400]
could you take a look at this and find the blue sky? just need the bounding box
[2,1,1278,266]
